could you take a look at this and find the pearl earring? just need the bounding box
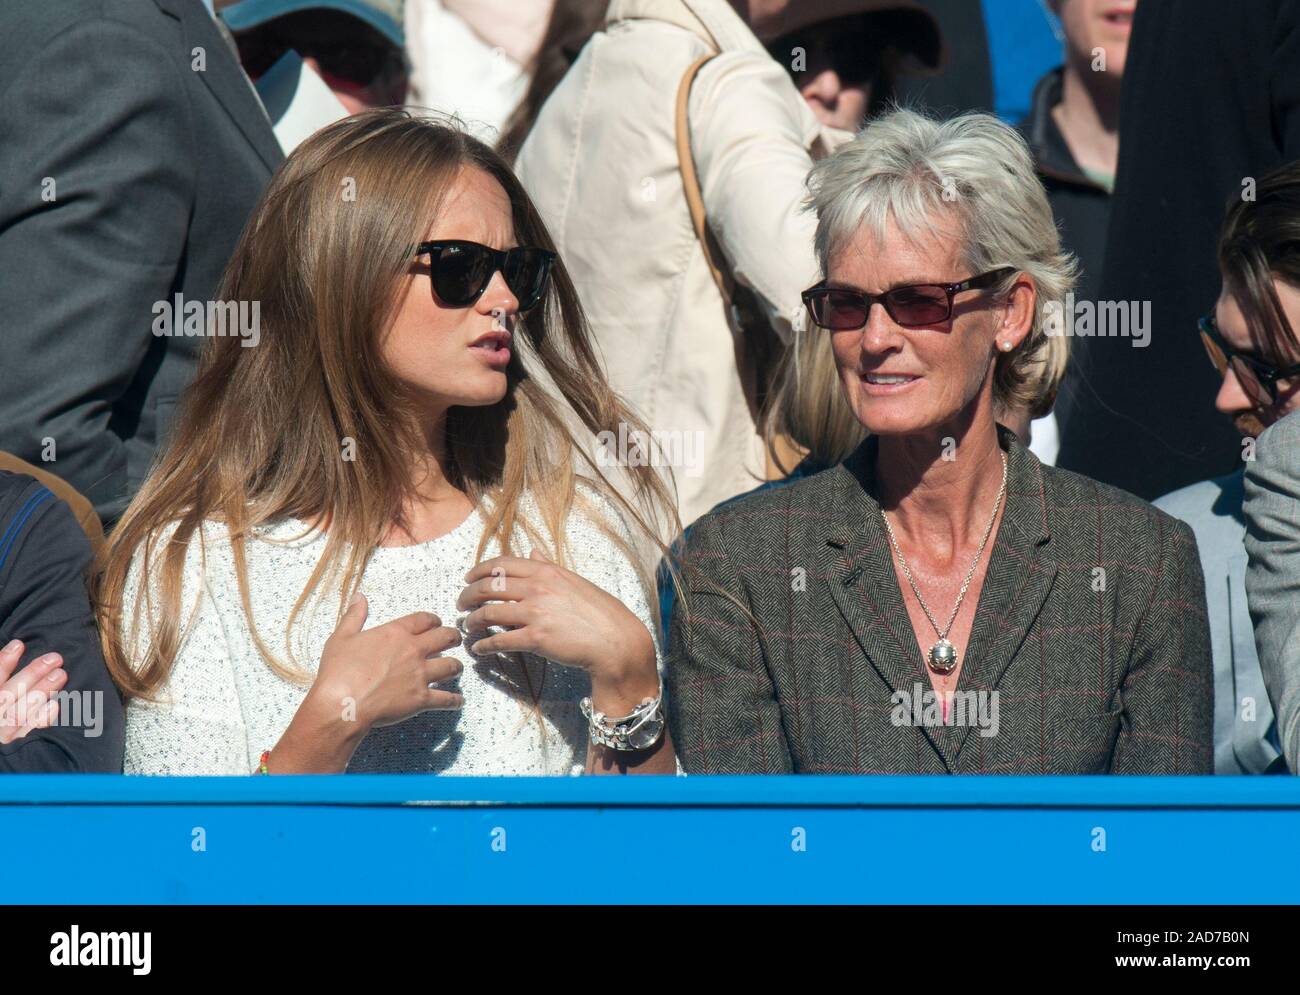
[999,341,1013,351]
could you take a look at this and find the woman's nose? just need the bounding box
[477,270,519,319]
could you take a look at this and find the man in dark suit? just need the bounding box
[0,0,284,525]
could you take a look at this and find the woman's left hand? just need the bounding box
[457,550,658,708]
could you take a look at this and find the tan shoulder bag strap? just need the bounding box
[675,53,734,303]
[674,52,806,481]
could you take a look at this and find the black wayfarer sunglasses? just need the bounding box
[802,267,1017,330]
[412,240,557,312]
[1199,312,1300,407]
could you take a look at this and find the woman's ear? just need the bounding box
[996,273,1038,351]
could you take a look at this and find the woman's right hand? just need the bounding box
[270,593,463,772]
[313,593,464,728]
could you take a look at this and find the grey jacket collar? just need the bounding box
[820,425,1058,769]
[153,0,284,173]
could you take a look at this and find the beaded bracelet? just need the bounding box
[255,749,271,775]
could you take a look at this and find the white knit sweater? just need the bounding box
[122,489,666,776]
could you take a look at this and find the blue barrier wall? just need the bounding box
[2,776,1298,903]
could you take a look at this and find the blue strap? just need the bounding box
[0,487,54,577]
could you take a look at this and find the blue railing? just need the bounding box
[3,776,1298,903]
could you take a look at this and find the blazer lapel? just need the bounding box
[155,0,284,174]
[823,437,958,768]
[950,426,1058,762]
[823,427,1058,770]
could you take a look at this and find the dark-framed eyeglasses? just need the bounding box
[412,240,557,312]
[802,267,1017,331]
[1198,312,1300,407]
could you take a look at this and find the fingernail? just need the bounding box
[37,653,60,666]
[2,640,20,654]
[348,593,361,607]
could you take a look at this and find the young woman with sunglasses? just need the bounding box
[666,109,1212,774]
[99,110,682,775]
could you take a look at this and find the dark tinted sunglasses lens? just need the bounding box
[1231,357,1272,406]
[885,285,949,325]
[313,45,388,87]
[504,249,551,310]
[432,244,492,305]
[811,291,868,329]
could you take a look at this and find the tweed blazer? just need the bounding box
[666,425,1214,774]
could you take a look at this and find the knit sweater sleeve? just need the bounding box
[122,523,251,775]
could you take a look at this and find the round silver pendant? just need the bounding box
[928,638,958,674]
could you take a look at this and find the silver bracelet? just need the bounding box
[579,686,666,752]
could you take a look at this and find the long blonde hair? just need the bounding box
[97,110,683,701]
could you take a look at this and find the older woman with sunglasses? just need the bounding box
[666,108,1213,774]
[104,110,682,776]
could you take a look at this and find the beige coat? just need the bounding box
[516,0,849,525]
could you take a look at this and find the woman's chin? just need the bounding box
[851,400,934,437]
[445,369,511,408]
[848,384,978,439]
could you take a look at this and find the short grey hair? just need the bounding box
[805,108,1078,416]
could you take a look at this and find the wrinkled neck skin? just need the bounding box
[872,391,1007,562]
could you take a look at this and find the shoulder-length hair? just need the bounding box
[803,107,1077,417]
[762,108,1077,470]
[97,109,683,701]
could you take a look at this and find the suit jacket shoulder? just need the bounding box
[1039,460,1195,550]
[1153,470,1246,565]
[698,451,1192,568]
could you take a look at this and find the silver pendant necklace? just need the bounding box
[880,450,1008,675]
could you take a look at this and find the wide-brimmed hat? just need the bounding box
[750,0,942,68]
[221,0,405,48]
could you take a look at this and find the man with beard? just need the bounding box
[1154,162,1300,774]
